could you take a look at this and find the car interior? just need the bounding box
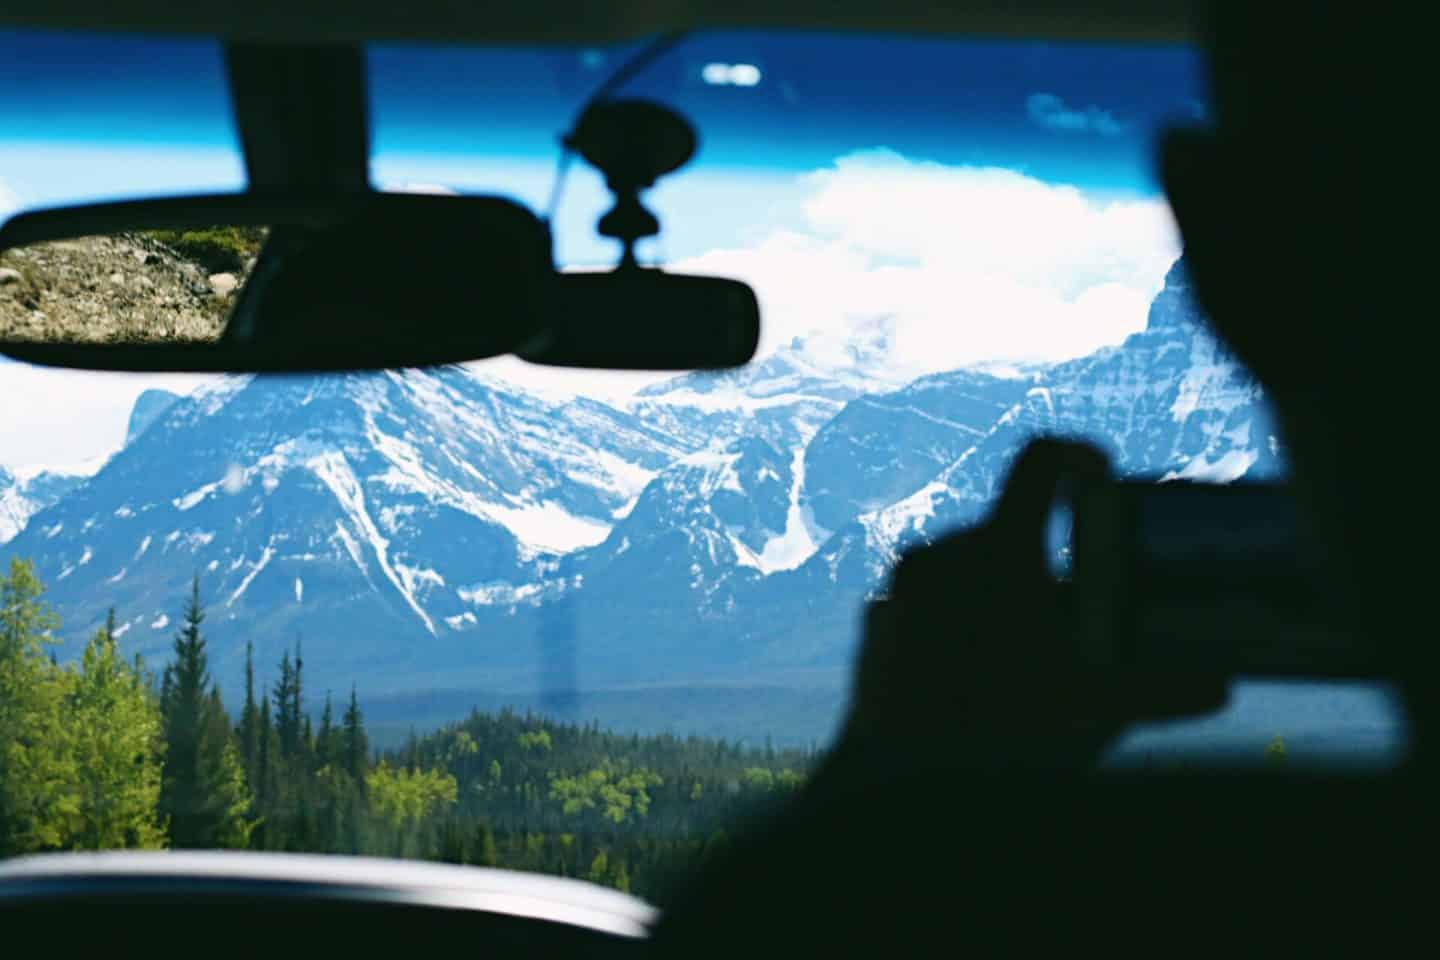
[0,0,1422,954]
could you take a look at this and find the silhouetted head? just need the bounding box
[1161,4,1429,741]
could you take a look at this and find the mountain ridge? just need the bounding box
[2,257,1290,725]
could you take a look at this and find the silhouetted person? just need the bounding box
[651,4,1427,955]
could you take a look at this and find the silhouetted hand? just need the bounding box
[835,436,1228,776]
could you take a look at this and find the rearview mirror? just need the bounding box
[0,192,760,372]
[523,269,759,370]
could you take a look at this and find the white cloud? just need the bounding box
[669,149,1180,373]
[0,360,216,472]
[470,356,670,405]
[0,176,18,224]
[0,153,1181,468]
[1026,92,1125,136]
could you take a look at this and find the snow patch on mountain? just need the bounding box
[0,465,89,543]
[331,522,369,578]
[396,563,445,597]
[1163,448,1258,483]
[488,503,609,557]
[457,580,544,607]
[307,450,436,635]
[858,479,944,567]
[582,450,657,503]
[188,375,251,418]
[227,539,276,608]
[0,479,28,544]
[676,449,747,497]
[756,447,826,572]
[174,479,222,512]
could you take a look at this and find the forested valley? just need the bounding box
[0,558,815,901]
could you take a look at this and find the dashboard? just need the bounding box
[0,851,655,955]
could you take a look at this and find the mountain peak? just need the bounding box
[1144,257,1197,334]
[125,389,181,446]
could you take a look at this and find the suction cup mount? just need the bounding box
[563,100,697,270]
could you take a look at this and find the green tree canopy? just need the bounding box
[67,610,166,849]
[0,558,77,854]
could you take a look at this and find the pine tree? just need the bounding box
[341,685,370,854]
[0,559,76,855]
[67,610,166,849]
[273,650,297,759]
[294,637,306,758]
[343,686,369,783]
[158,576,254,848]
[472,820,498,867]
[438,817,468,865]
[253,693,280,849]
[316,692,335,770]
[238,641,261,788]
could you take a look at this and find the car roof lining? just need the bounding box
[0,0,1202,46]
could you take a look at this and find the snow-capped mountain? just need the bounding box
[630,317,911,452]
[798,259,1284,589]
[125,388,179,445]
[1,389,181,545]
[0,464,89,544]
[1,366,685,691]
[799,368,1033,534]
[2,257,1286,706]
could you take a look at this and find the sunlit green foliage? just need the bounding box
[144,226,267,275]
[0,564,165,853]
[550,764,664,824]
[0,560,819,900]
[0,559,79,854]
[67,611,166,849]
[518,729,552,752]
[367,763,459,828]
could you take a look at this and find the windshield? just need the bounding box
[0,28,1404,896]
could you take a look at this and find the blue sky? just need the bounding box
[0,28,1203,236]
[1,28,1203,469]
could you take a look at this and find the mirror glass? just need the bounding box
[0,194,757,372]
[0,226,265,344]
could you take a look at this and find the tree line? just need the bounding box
[0,558,816,900]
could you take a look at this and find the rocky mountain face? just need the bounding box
[798,259,1284,588]
[2,257,1289,718]
[1,367,685,691]
[0,465,87,545]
